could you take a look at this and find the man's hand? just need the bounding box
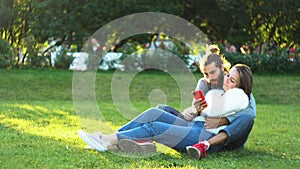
[205,117,230,129]
[182,107,196,121]
[193,99,207,113]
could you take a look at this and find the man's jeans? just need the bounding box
[117,108,214,152]
[208,114,254,152]
[117,107,254,152]
[158,105,255,152]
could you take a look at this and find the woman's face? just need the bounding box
[223,67,240,91]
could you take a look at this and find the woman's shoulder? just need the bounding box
[224,88,249,109]
[205,89,224,104]
[225,88,247,98]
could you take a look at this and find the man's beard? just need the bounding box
[211,73,224,89]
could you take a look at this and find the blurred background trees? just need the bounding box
[0,0,299,71]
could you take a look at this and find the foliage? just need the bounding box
[247,0,300,47]
[181,0,300,48]
[118,37,193,71]
[0,38,13,68]
[0,69,299,168]
[0,0,33,64]
[54,47,74,69]
[0,0,300,71]
[224,47,300,73]
[117,42,143,70]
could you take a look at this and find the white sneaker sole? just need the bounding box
[186,146,201,159]
[78,130,107,152]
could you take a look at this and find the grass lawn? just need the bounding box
[0,69,299,169]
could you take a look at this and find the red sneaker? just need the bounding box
[135,140,153,144]
[186,141,210,159]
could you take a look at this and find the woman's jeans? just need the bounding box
[117,108,254,152]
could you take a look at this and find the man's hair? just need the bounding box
[199,53,231,74]
[206,44,220,55]
[233,64,253,98]
[199,44,231,74]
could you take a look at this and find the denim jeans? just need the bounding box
[117,108,254,152]
[156,104,185,119]
[208,114,255,152]
[117,108,214,152]
[158,105,255,152]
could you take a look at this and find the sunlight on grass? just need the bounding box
[0,103,80,144]
[156,143,183,158]
[0,114,79,142]
[105,121,123,131]
[14,103,40,111]
[78,117,116,133]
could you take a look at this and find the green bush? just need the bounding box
[27,50,47,68]
[54,47,74,69]
[118,40,195,72]
[224,48,300,73]
[0,39,13,68]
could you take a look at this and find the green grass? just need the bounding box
[0,69,299,169]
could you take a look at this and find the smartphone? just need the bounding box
[192,90,205,101]
[192,90,207,109]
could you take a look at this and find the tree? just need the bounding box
[1,0,300,69]
[181,0,300,51]
[0,0,35,66]
[248,0,300,49]
[30,0,85,46]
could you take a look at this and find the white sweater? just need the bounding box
[193,88,249,134]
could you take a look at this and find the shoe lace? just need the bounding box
[192,142,208,158]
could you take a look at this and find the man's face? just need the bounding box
[203,62,224,88]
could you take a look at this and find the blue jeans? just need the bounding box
[117,108,254,152]
[208,114,255,152]
[117,108,214,152]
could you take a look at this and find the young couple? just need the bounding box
[78,50,256,159]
